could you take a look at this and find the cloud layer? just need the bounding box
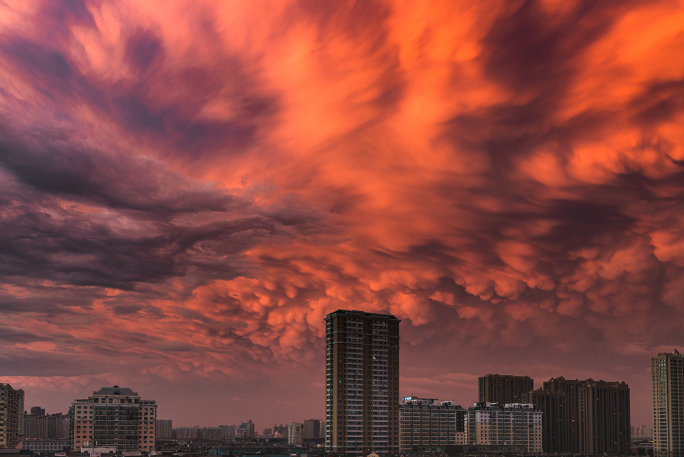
[1,0,684,426]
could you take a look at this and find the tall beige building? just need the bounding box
[325,309,400,455]
[69,386,157,452]
[653,350,684,457]
[465,402,542,452]
[0,383,21,449]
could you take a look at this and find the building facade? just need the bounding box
[653,350,684,457]
[69,386,156,452]
[173,426,199,440]
[303,419,321,439]
[23,411,48,440]
[156,420,172,440]
[19,439,69,454]
[325,310,401,455]
[522,388,570,453]
[0,383,21,449]
[399,397,465,451]
[220,425,236,439]
[634,424,653,438]
[288,422,303,446]
[478,375,534,404]
[16,390,24,441]
[524,377,630,455]
[578,379,630,456]
[465,403,541,452]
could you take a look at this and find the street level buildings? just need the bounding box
[523,377,631,455]
[0,383,21,449]
[399,397,465,451]
[19,439,69,454]
[653,350,684,457]
[465,402,541,453]
[325,309,401,455]
[69,386,156,452]
[478,375,534,404]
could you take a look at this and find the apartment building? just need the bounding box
[325,309,401,455]
[653,350,684,457]
[69,386,156,452]
[0,383,21,449]
[478,375,534,404]
[465,402,541,453]
[399,397,465,451]
[523,377,630,455]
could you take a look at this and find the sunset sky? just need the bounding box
[1,0,684,428]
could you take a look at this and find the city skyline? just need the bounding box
[1,0,684,436]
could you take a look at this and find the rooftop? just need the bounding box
[92,386,139,397]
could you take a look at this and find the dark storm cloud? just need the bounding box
[126,28,164,74]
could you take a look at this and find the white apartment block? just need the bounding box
[465,402,541,452]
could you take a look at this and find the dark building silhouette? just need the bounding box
[325,309,400,456]
[523,377,630,455]
[522,388,570,453]
[478,374,534,404]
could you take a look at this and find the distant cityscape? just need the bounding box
[0,309,681,457]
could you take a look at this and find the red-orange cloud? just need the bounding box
[0,0,683,427]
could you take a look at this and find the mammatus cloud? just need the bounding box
[0,0,683,425]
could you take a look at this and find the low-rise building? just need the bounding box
[464,402,541,453]
[19,439,69,454]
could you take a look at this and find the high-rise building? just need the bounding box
[523,377,630,455]
[200,428,222,440]
[173,426,199,440]
[288,422,303,446]
[399,397,465,451]
[48,413,70,440]
[69,386,157,452]
[24,411,48,439]
[239,420,254,438]
[156,420,172,440]
[578,379,630,456]
[653,350,684,457]
[522,388,570,453]
[325,309,401,455]
[464,402,542,452]
[303,419,321,439]
[478,375,534,404]
[220,425,236,439]
[16,390,24,440]
[0,383,21,449]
